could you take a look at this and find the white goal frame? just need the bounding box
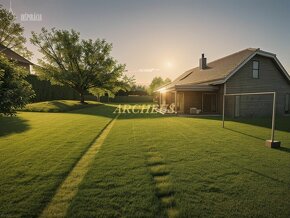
[222,91,277,142]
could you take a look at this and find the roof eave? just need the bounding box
[0,44,34,65]
[156,84,219,92]
[175,85,218,91]
[17,59,34,65]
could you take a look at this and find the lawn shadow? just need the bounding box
[274,147,290,153]
[231,163,289,185]
[222,125,290,153]
[192,116,290,133]
[68,104,117,119]
[50,101,101,112]
[215,159,289,185]
[49,101,71,111]
[0,116,30,137]
[224,127,266,141]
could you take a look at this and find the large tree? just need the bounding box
[31,28,130,103]
[0,5,32,58]
[0,54,35,115]
[148,76,171,95]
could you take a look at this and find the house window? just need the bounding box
[285,94,289,114]
[252,61,259,79]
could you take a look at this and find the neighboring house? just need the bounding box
[0,44,33,73]
[156,48,290,117]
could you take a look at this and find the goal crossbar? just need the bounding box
[222,91,276,142]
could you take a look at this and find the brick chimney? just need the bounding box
[199,53,207,70]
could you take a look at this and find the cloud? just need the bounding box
[137,68,160,73]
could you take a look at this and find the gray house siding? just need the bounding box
[217,84,225,114]
[225,54,290,117]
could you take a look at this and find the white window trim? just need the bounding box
[252,60,259,79]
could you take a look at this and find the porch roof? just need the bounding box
[161,84,218,92]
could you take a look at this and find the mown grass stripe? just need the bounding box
[144,145,179,218]
[40,115,119,218]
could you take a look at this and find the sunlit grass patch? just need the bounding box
[146,156,165,166]
[21,100,99,112]
[153,175,171,183]
[155,182,174,197]
[167,207,179,218]
[146,151,161,158]
[149,165,170,176]
[161,196,176,207]
[147,145,158,152]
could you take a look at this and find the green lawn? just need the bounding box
[0,104,115,217]
[21,100,99,112]
[0,106,289,217]
[65,114,290,218]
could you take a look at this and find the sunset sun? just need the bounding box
[165,61,173,68]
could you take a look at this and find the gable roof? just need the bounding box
[0,44,33,65]
[158,48,290,91]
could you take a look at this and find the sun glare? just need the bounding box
[165,61,173,68]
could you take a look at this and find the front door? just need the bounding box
[176,92,184,113]
[202,93,217,113]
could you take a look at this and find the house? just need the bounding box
[156,48,290,117]
[0,44,33,73]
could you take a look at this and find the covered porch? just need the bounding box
[158,84,222,114]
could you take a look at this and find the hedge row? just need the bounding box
[101,95,153,103]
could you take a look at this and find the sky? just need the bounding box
[1,0,290,85]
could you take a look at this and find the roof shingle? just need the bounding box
[160,48,258,90]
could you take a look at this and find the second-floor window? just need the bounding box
[253,61,259,79]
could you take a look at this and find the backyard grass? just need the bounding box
[66,113,290,218]
[0,106,289,217]
[0,104,115,217]
[21,100,99,112]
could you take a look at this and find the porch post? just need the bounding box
[164,92,166,104]
[222,83,227,128]
[271,92,276,142]
[159,92,162,106]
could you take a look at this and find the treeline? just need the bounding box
[116,84,148,96]
[26,75,152,103]
[26,75,172,103]
[116,77,172,96]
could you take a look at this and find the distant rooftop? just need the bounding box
[0,44,33,65]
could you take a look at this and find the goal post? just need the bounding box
[222,91,281,148]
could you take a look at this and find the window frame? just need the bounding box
[285,93,289,114]
[252,60,260,79]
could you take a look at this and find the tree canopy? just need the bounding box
[0,5,32,58]
[31,28,131,103]
[116,84,149,96]
[0,54,35,115]
[148,76,171,95]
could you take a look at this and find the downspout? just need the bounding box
[175,91,177,113]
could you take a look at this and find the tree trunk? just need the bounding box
[80,92,85,104]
